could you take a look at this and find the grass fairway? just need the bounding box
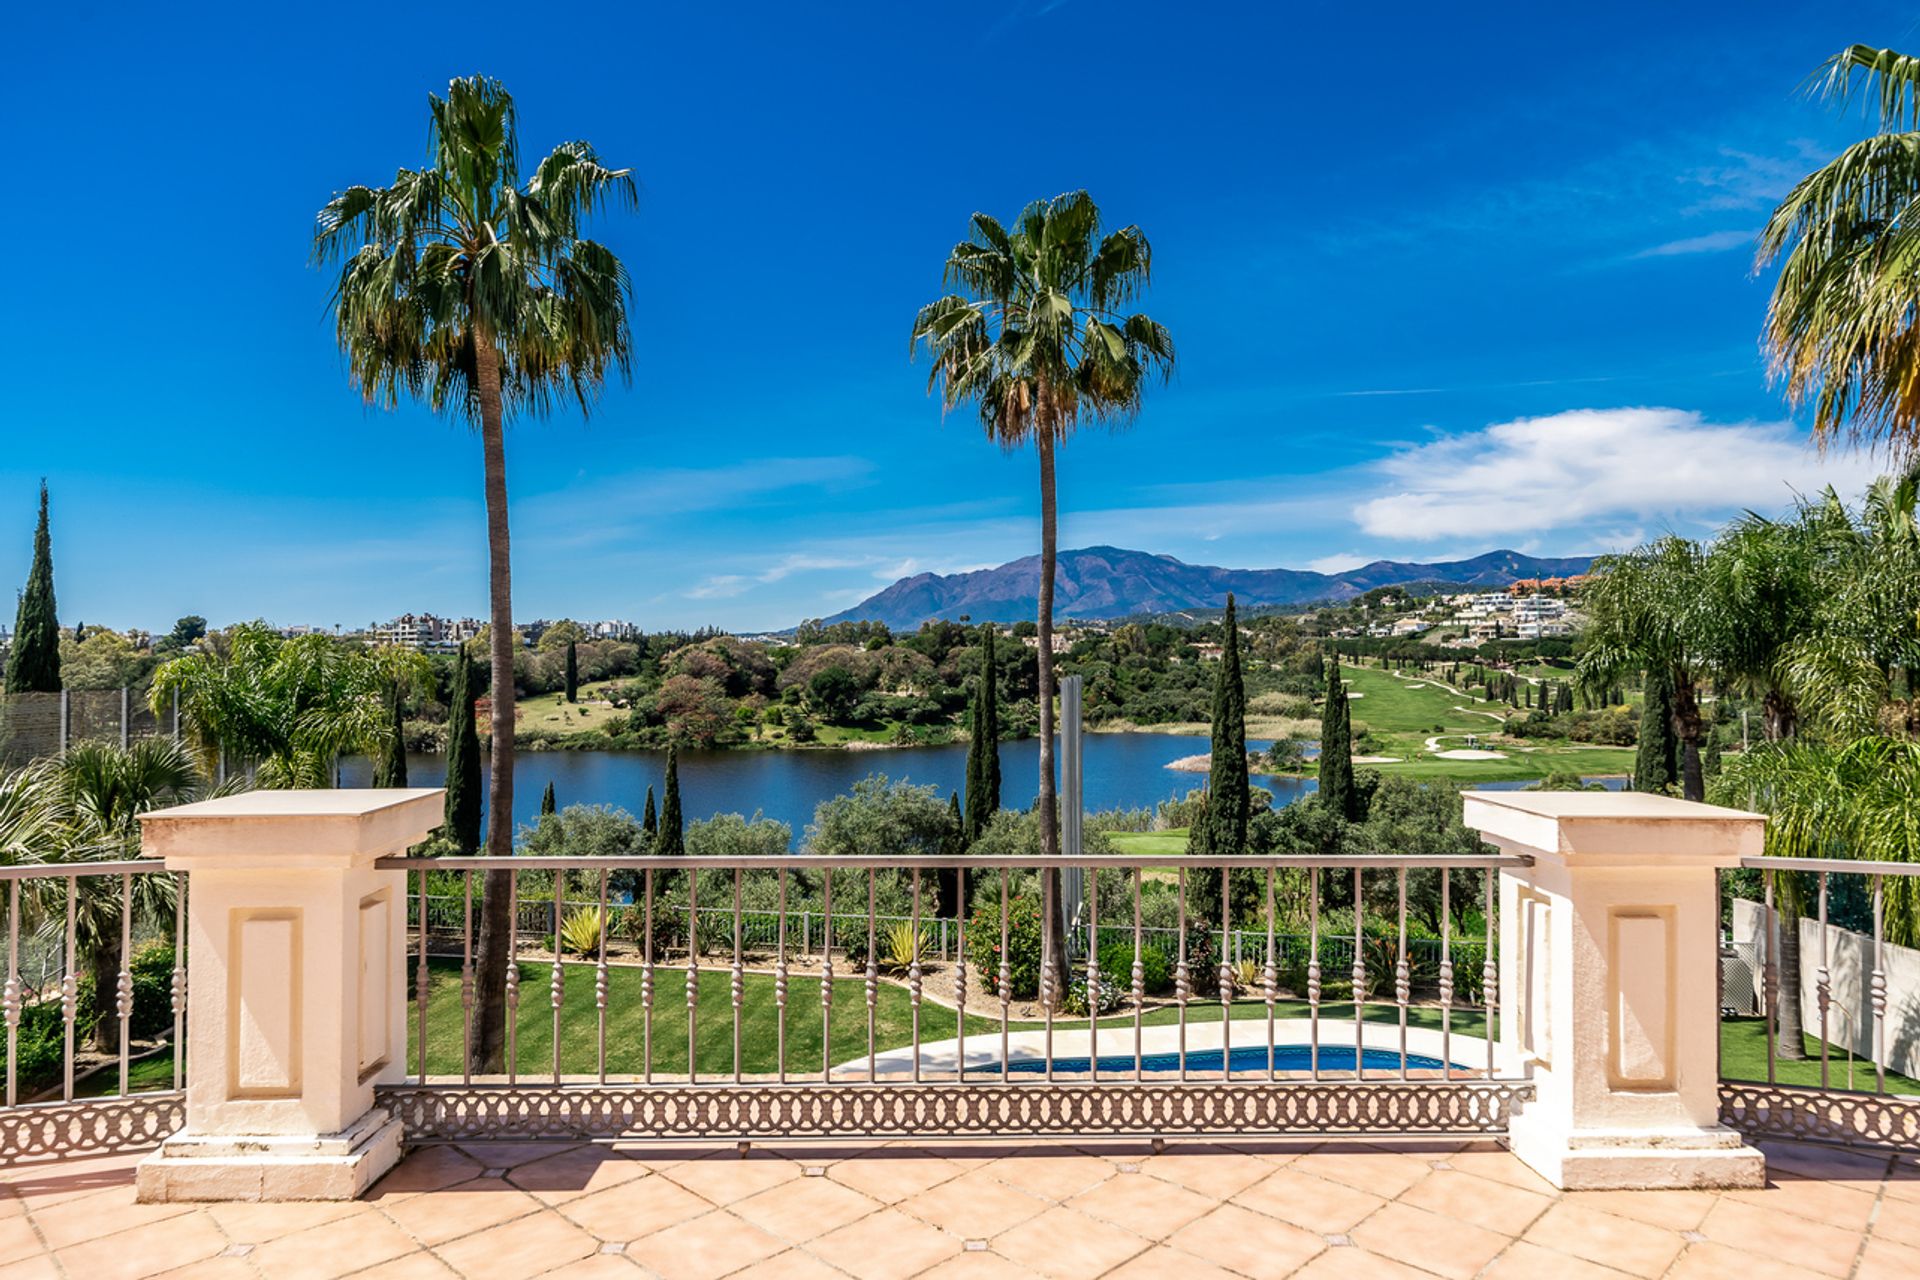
[1107,830,1190,856]
[516,680,629,735]
[1333,665,1634,784]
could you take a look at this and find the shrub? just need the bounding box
[963,894,1045,999]
[1064,972,1126,1016]
[558,908,606,958]
[880,921,928,975]
[1098,940,1172,994]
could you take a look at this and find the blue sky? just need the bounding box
[3,2,1913,632]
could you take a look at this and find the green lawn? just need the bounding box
[515,680,630,735]
[1718,1017,1920,1096]
[1107,830,1191,856]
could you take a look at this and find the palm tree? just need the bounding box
[149,624,390,788]
[1578,538,1714,800]
[1761,45,1920,458]
[912,191,1174,1003]
[312,77,637,1071]
[41,740,197,1053]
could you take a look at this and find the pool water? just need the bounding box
[984,1045,1453,1074]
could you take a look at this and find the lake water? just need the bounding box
[339,734,1624,846]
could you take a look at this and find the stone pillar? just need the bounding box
[133,789,442,1202]
[1463,791,1766,1190]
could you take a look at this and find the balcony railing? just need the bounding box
[0,860,186,1160]
[373,852,1531,1142]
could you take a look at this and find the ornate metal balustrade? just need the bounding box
[1719,855,1920,1151]
[375,852,1531,1143]
[0,860,186,1162]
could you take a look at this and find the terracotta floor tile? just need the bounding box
[1664,1241,1833,1280]
[825,1153,965,1204]
[1163,1203,1327,1278]
[661,1153,805,1206]
[1522,1203,1686,1279]
[333,1256,460,1280]
[1698,1197,1863,1276]
[0,1215,43,1266]
[150,1259,255,1280]
[989,1206,1149,1280]
[29,1188,192,1250]
[1441,1148,1559,1195]
[726,1248,851,1280]
[917,1251,1043,1280]
[1401,1168,1553,1236]
[1561,1188,1715,1233]
[204,1198,365,1243]
[379,1179,545,1247]
[1354,1199,1510,1279]
[1755,1142,1891,1190]
[896,1168,1048,1238]
[0,1154,141,1209]
[561,1175,712,1242]
[1134,1146,1276,1200]
[983,1153,1116,1202]
[0,1257,59,1280]
[1233,1167,1386,1235]
[451,1140,588,1170]
[730,1176,882,1244]
[51,1211,229,1280]
[808,1208,965,1280]
[537,1257,650,1280]
[631,1210,788,1280]
[1065,1172,1217,1240]
[1102,1244,1247,1280]
[1295,1147,1432,1198]
[248,1211,423,1279]
[433,1206,601,1280]
[507,1145,651,1204]
[1857,1235,1920,1280]
[1290,1244,1448,1279]
[1481,1241,1634,1278]
[1725,1175,1879,1233]
[373,1145,487,1196]
[1872,1192,1920,1249]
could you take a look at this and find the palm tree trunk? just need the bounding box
[1775,899,1807,1060]
[1671,672,1706,802]
[1035,433,1069,1008]
[469,326,516,1074]
[89,935,121,1055]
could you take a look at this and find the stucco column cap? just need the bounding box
[1463,791,1765,868]
[137,788,445,870]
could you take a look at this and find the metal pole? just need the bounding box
[120,685,129,749]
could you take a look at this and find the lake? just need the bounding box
[339,734,1624,846]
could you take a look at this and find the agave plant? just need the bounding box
[879,920,929,975]
[557,907,607,959]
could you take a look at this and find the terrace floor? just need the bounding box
[0,1135,1913,1280]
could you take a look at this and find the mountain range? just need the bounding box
[817,546,1594,629]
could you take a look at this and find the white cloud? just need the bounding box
[1304,552,1370,574]
[686,575,750,600]
[1629,228,1757,259]
[1352,407,1880,542]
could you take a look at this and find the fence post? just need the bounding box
[1464,791,1766,1191]
[801,910,810,956]
[132,788,443,1202]
[121,685,130,749]
[58,689,68,755]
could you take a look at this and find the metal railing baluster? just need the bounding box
[1483,870,1497,1080]
[597,870,609,1085]
[1265,867,1277,1081]
[1440,869,1453,1083]
[820,869,833,1082]
[865,870,877,1082]
[1817,871,1831,1090]
[954,866,967,1082]
[686,868,700,1084]
[776,868,788,1085]
[461,871,474,1086]
[1396,868,1411,1082]
[910,868,922,1083]
[417,867,430,1083]
[1309,867,1321,1081]
[1087,865,1099,1080]
[999,870,1011,1082]
[1220,864,1232,1081]
[4,881,19,1107]
[643,868,655,1084]
[1352,867,1365,1082]
[507,869,520,1085]
[1132,867,1144,1081]
[63,878,77,1101]
[732,868,745,1084]
[118,873,132,1096]
[552,870,565,1084]
[1176,868,1190,1081]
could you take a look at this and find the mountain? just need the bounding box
[817,546,1593,629]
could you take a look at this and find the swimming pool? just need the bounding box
[974,1044,1456,1075]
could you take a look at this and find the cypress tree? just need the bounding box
[373,685,408,787]
[658,745,684,857]
[642,785,657,838]
[1318,653,1359,821]
[540,780,556,815]
[5,483,60,693]
[937,791,965,918]
[1190,595,1249,859]
[963,624,1001,842]
[1634,668,1679,793]
[564,641,579,703]
[443,654,483,853]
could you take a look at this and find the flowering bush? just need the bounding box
[1064,973,1126,1016]
[963,893,1045,999]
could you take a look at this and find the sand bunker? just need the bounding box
[1432,748,1507,760]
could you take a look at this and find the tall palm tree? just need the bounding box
[1761,45,1920,458]
[313,77,637,1071]
[42,739,197,1053]
[912,191,1174,1002]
